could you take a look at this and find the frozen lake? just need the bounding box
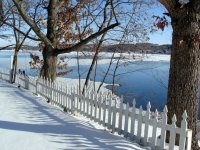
[0,50,170,112]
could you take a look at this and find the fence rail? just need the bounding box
[0,71,192,150]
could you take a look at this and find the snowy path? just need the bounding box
[0,80,148,150]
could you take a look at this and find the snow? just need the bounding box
[0,80,149,150]
[64,52,170,67]
[0,50,170,74]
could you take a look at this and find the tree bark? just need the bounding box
[167,5,200,149]
[40,0,58,81]
[40,46,57,81]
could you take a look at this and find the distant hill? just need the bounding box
[0,45,39,51]
[100,43,171,54]
[82,43,171,54]
[0,43,171,54]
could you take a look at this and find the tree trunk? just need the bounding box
[82,46,100,94]
[167,6,200,149]
[40,46,57,81]
[40,0,58,81]
[11,48,19,83]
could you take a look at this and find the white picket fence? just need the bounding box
[0,69,11,81]
[0,71,192,150]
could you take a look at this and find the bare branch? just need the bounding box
[55,22,120,55]
[12,0,53,47]
[0,44,15,50]
[2,21,41,41]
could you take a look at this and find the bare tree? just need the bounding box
[82,0,153,93]
[1,0,41,82]
[11,0,120,81]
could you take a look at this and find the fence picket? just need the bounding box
[86,92,89,118]
[83,92,86,116]
[107,93,112,129]
[186,130,192,150]
[61,84,63,106]
[130,99,136,137]
[76,87,78,110]
[124,102,129,137]
[71,87,74,113]
[118,96,123,135]
[67,87,70,110]
[94,93,98,122]
[98,94,103,124]
[179,111,188,150]
[102,97,106,127]
[90,91,93,119]
[79,93,82,113]
[53,82,56,103]
[112,98,117,133]
[65,87,68,109]
[152,109,158,148]
[137,106,143,142]
[144,102,151,145]
[169,115,177,150]
[160,106,168,149]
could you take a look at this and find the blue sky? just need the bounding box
[0,1,172,47]
[149,27,172,45]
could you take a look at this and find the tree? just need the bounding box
[10,6,31,83]
[11,0,120,81]
[158,0,200,148]
[81,0,153,94]
[1,0,41,82]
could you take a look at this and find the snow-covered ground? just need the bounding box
[0,80,150,150]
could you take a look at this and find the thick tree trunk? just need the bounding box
[40,0,58,81]
[167,6,200,149]
[40,46,57,81]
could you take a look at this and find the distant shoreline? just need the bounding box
[0,43,171,55]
